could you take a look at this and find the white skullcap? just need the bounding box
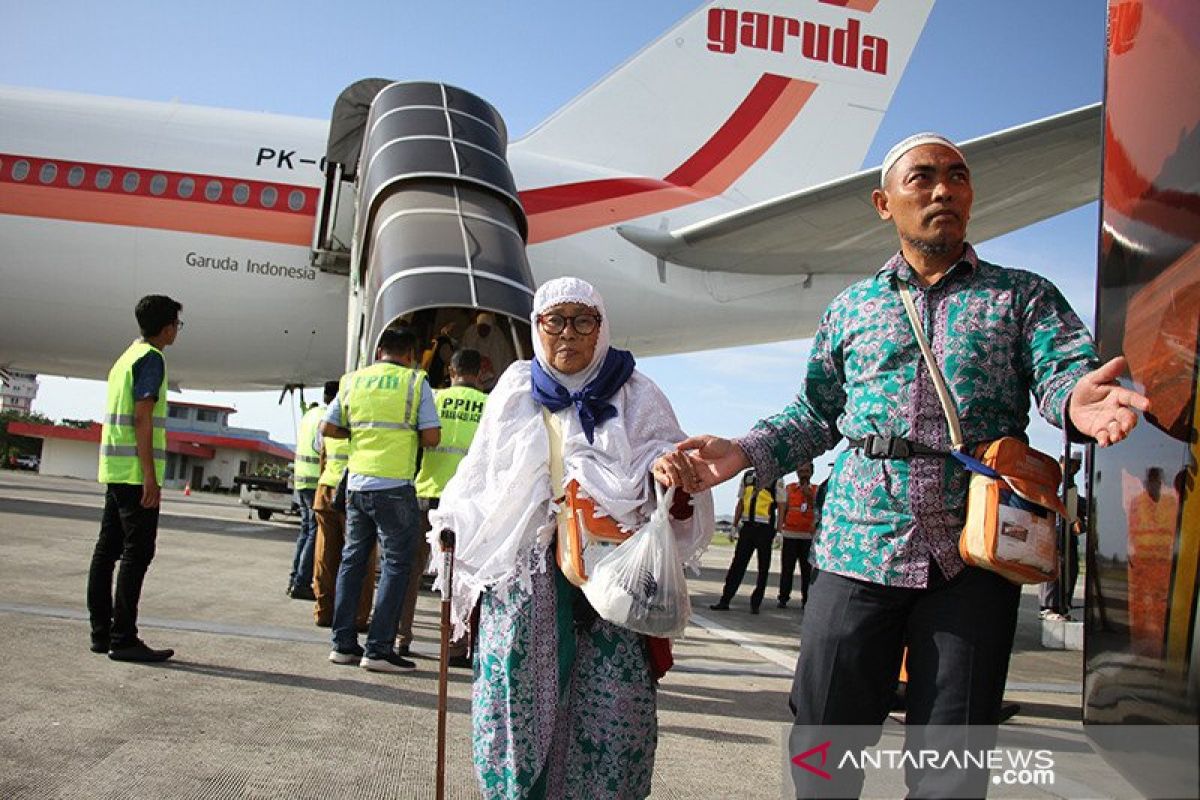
[531,276,610,390]
[880,133,967,186]
[532,276,606,318]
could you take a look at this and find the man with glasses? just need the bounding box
[87,294,182,662]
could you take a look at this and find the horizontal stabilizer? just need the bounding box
[618,104,1101,274]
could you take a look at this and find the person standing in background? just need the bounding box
[777,461,818,609]
[709,469,779,614]
[286,397,326,601]
[87,294,182,663]
[460,311,515,391]
[321,327,440,674]
[397,349,487,666]
[311,380,375,630]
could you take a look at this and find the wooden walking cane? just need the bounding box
[436,528,456,800]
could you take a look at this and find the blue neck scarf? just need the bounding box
[531,348,636,443]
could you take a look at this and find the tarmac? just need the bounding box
[0,471,1137,799]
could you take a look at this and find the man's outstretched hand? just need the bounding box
[652,435,750,493]
[1067,356,1150,447]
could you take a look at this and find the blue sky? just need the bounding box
[3,1,1106,513]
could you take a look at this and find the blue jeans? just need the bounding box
[333,485,419,658]
[289,488,317,590]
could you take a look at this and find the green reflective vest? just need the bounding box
[340,361,425,480]
[293,404,325,490]
[415,385,487,498]
[319,434,349,488]
[98,340,168,485]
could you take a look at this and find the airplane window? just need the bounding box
[95,168,113,190]
[232,183,250,205]
[122,172,140,192]
[39,163,58,184]
[177,177,195,198]
[150,174,168,196]
[205,180,222,201]
[11,160,30,181]
[67,166,85,187]
[260,186,278,208]
[287,189,305,211]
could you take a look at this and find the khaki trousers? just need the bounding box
[312,484,375,627]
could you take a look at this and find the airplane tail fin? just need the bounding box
[516,1,934,243]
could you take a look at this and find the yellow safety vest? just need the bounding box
[293,404,325,490]
[319,434,349,488]
[740,484,775,524]
[340,361,425,480]
[415,385,487,498]
[98,340,168,485]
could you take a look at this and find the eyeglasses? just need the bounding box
[537,313,601,336]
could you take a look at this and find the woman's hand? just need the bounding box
[654,435,750,493]
[653,450,697,491]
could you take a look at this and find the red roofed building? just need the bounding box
[10,401,294,491]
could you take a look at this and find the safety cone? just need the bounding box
[183,482,191,497]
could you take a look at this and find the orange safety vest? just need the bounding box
[780,483,817,539]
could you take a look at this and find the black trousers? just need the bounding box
[718,521,775,609]
[788,565,1021,799]
[778,537,813,604]
[1038,532,1080,613]
[87,483,160,648]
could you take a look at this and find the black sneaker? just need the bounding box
[709,602,730,611]
[777,598,789,609]
[396,643,411,656]
[289,585,317,602]
[329,643,364,665]
[448,654,473,669]
[90,635,109,654]
[108,641,174,662]
[360,653,416,673]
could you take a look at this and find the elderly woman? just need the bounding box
[430,277,713,800]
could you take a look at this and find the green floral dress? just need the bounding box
[472,547,657,799]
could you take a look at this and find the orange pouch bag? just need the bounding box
[544,408,631,587]
[956,437,1067,584]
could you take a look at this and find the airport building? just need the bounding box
[8,400,293,491]
[0,370,39,414]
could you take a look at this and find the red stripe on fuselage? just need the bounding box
[0,153,318,245]
[521,73,817,244]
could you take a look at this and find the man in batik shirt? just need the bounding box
[653,133,1150,797]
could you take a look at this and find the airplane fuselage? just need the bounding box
[0,85,845,388]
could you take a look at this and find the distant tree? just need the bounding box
[59,418,94,429]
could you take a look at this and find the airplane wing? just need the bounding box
[617,104,1101,275]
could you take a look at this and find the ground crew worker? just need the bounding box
[709,469,779,614]
[86,294,182,662]
[286,397,325,600]
[321,327,440,673]
[397,349,487,667]
[311,380,376,629]
[777,461,817,609]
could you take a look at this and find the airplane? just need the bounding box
[0,0,1100,391]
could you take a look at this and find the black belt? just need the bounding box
[848,434,948,459]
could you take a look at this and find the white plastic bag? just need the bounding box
[581,483,691,637]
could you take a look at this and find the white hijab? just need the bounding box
[428,277,714,636]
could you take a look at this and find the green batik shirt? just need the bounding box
[735,245,1099,587]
